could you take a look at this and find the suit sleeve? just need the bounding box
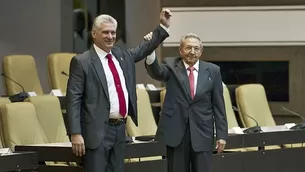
[66,57,84,135]
[145,57,170,81]
[127,25,169,63]
[212,66,228,140]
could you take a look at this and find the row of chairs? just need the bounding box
[0,82,285,160]
[3,53,76,96]
[160,83,276,130]
[0,81,296,157]
[124,83,280,148]
[159,83,298,151]
[126,89,158,137]
[0,88,156,149]
[0,89,158,163]
[0,53,281,130]
[229,83,277,129]
[0,96,68,149]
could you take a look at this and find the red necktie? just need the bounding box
[106,54,127,118]
[188,66,195,99]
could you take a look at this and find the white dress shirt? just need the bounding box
[146,51,199,94]
[93,44,129,119]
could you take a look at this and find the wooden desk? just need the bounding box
[225,128,305,149]
[14,128,305,172]
[212,147,305,172]
[211,128,305,172]
[0,151,38,172]
[15,141,166,172]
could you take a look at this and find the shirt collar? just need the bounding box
[93,44,112,59]
[183,60,199,71]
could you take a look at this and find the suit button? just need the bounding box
[104,121,108,124]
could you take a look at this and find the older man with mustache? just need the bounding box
[144,32,228,172]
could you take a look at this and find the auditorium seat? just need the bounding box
[2,55,43,95]
[236,84,281,150]
[25,96,69,143]
[47,53,76,94]
[0,98,11,148]
[0,100,72,166]
[126,89,157,137]
[160,88,166,109]
[0,102,46,150]
[125,89,161,161]
[222,83,260,151]
[0,140,2,149]
[223,83,239,129]
[236,84,276,128]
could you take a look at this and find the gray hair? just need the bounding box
[92,14,118,30]
[180,33,203,48]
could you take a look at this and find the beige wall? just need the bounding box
[163,6,305,47]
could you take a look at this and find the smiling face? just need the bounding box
[92,22,116,53]
[179,36,203,66]
[91,15,117,53]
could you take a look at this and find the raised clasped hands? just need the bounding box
[144,32,153,41]
[160,8,172,28]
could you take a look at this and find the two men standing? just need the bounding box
[66,8,228,172]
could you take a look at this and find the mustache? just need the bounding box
[187,55,196,58]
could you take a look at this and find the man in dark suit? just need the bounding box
[144,33,228,172]
[66,9,171,172]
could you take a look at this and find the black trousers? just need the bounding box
[83,122,126,172]
[167,123,212,172]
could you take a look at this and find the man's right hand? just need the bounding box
[71,134,85,156]
[144,32,153,41]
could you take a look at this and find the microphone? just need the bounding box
[232,106,262,133]
[1,73,25,92]
[281,106,305,130]
[1,73,28,102]
[61,71,69,76]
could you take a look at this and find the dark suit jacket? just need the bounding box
[145,57,228,152]
[66,25,169,149]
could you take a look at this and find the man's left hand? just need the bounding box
[216,139,226,153]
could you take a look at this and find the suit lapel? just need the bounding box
[175,59,192,101]
[89,48,109,101]
[194,61,209,99]
[112,49,127,77]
